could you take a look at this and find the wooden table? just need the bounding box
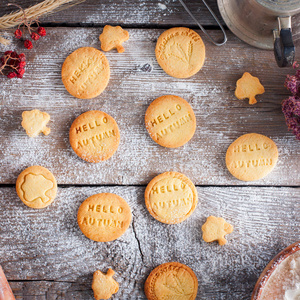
[0,0,299,299]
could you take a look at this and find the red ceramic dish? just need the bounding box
[252,241,300,299]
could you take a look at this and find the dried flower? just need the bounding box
[282,62,300,140]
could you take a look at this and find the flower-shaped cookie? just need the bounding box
[202,216,233,245]
[99,25,129,53]
[21,109,50,137]
[92,268,119,300]
[235,72,265,105]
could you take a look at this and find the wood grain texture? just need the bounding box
[0,185,299,299]
[0,0,224,27]
[0,28,299,186]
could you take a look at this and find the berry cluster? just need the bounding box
[282,62,300,140]
[0,51,26,79]
[9,3,46,49]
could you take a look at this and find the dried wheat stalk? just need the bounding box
[0,0,85,45]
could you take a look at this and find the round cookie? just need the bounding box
[61,47,110,99]
[155,27,205,78]
[144,262,198,300]
[145,172,198,224]
[145,95,196,148]
[226,133,278,181]
[16,166,57,209]
[69,110,120,163]
[77,193,132,242]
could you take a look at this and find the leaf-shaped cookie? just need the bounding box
[92,269,119,300]
[99,25,129,53]
[21,109,50,137]
[235,72,265,105]
[202,216,233,246]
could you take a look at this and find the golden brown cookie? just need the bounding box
[155,27,205,78]
[92,268,119,300]
[226,133,278,181]
[61,47,110,99]
[202,216,233,246]
[235,72,265,105]
[145,172,198,224]
[21,109,50,137]
[144,262,198,300]
[77,193,132,242]
[145,95,196,148]
[16,166,57,209]
[69,110,120,163]
[99,25,129,53]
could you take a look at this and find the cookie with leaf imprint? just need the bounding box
[155,27,205,78]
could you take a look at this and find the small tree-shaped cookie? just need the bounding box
[92,268,119,300]
[202,216,233,245]
[99,25,129,53]
[235,72,265,105]
[21,109,50,137]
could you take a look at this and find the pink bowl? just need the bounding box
[252,241,300,299]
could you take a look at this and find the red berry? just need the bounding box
[14,29,22,39]
[10,51,18,58]
[18,53,26,61]
[37,27,46,37]
[17,68,25,78]
[19,61,26,68]
[24,40,33,49]
[30,32,40,41]
[7,71,17,79]
[4,51,12,56]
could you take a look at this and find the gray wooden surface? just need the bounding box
[0,0,300,299]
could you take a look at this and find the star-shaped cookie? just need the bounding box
[21,109,50,137]
[202,216,233,246]
[235,72,265,105]
[92,268,119,300]
[99,25,129,53]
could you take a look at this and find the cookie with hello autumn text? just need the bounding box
[69,110,120,163]
[100,25,129,53]
[226,133,278,181]
[144,262,198,300]
[202,216,233,246]
[92,268,119,300]
[61,47,110,99]
[16,166,57,209]
[21,109,50,137]
[235,72,265,105]
[145,172,198,224]
[77,193,132,242]
[155,27,205,78]
[145,95,196,148]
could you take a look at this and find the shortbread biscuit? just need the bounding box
[145,172,198,224]
[92,268,119,300]
[21,109,50,137]
[202,216,233,246]
[226,133,278,181]
[69,110,120,163]
[100,25,129,53]
[61,47,110,99]
[77,193,132,242]
[235,72,265,105]
[155,27,205,78]
[16,166,57,209]
[145,262,198,300]
[145,95,196,148]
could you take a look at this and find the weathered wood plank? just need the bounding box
[0,0,224,27]
[0,28,299,186]
[0,186,299,299]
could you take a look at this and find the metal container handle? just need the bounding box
[178,0,227,46]
[273,16,295,67]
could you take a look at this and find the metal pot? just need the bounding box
[217,0,300,67]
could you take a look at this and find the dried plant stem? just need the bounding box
[0,0,86,30]
[0,36,10,46]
